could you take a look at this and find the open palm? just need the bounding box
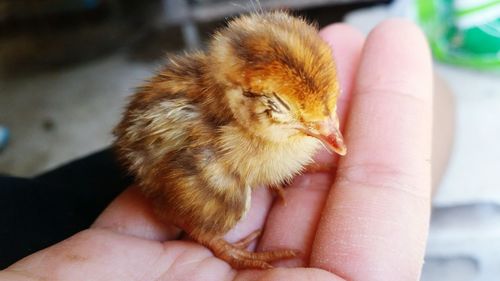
[1,20,432,281]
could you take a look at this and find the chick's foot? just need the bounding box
[198,232,298,269]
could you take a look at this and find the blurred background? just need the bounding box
[0,0,499,280]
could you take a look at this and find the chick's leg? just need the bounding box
[304,162,334,173]
[192,230,298,269]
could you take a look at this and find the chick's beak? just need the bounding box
[302,117,347,156]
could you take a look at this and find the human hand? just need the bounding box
[0,19,432,281]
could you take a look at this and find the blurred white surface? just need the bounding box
[0,56,153,175]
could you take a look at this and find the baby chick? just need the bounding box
[113,11,346,269]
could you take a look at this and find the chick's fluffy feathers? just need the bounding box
[114,11,338,237]
[210,12,339,120]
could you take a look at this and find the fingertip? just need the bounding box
[319,23,365,117]
[319,23,365,72]
[363,18,432,86]
[367,18,429,51]
[319,23,365,47]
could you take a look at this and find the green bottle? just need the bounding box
[417,0,500,68]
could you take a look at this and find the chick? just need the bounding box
[113,11,346,269]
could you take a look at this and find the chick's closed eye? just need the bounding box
[244,90,292,119]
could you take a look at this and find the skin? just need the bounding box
[0,19,432,281]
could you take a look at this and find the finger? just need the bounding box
[313,24,365,168]
[257,24,366,266]
[92,186,181,241]
[224,187,273,245]
[6,229,170,280]
[234,268,345,281]
[6,229,235,281]
[311,19,433,280]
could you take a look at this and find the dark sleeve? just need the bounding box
[0,148,132,269]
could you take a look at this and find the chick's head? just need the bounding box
[209,11,346,155]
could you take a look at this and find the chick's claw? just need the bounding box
[270,184,287,205]
[233,229,262,249]
[205,236,298,269]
